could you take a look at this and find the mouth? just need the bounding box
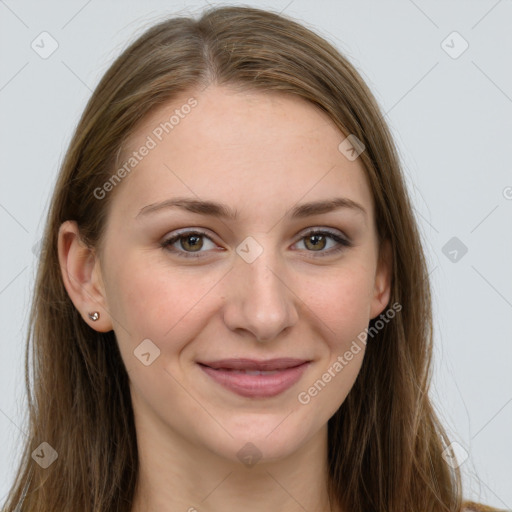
[197,358,311,398]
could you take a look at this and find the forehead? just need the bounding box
[112,85,374,223]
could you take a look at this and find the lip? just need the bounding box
[199,358,309,371]
[197,358,311,398]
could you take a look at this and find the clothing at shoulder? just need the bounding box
[462,501,511,512]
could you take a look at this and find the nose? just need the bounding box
[221,247,299,342]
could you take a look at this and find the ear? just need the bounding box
[369,238,393,320]
[57,220,113,332]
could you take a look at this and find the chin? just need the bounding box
[200,411,317,466]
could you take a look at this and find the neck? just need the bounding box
[130,414,339,512]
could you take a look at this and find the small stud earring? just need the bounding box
[88,311,100,321]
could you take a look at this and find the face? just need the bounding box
[86,85,391,463]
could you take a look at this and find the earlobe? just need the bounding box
[57,220,113,332]
[369,238,393,320]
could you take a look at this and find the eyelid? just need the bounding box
[291,228,352,256]
[161,227,352,258]
[295,226,349,242]
[160,228,218,258]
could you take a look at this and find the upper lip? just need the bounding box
[198,358,309,371]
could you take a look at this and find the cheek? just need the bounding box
[300,260,375,341]
[104,253,223,347]
[294,264,374,416]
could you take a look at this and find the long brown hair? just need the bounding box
[2,5,491,511]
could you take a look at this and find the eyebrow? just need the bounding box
[136,196,367,220]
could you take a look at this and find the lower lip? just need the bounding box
[198,362,310,398]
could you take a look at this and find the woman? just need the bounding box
[2,5,505,512]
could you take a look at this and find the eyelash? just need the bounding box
[160,229,352,259]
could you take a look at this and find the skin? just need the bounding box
[58,85,392,512]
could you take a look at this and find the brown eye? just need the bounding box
[303,234,327,251]
[180,234,203,252]
[293,229,352,257]
[161,230,218,258]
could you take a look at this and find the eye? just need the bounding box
[161,228,352,259]
[161,230,218,258]
[292,229,352,256]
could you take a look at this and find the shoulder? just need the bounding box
[462,501,511,512]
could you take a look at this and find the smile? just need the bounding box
[197,358,311,398]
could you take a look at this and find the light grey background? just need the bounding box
[1,0,511,508]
